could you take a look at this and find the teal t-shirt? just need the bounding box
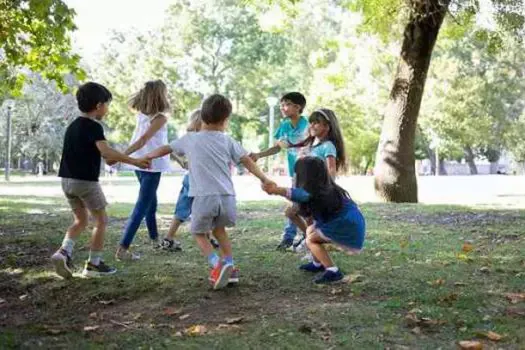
[309,140,337,161]
[274,116,309,177]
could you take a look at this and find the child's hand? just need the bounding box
[262,180,277,194]
[134,157,151,169]
[248,153,259,162]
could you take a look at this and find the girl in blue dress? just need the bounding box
[263,156,365,284]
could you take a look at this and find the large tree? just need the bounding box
[0,0,84,97]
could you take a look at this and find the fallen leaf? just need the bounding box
[343,274,364,284]
[163,307,182,316]
[185,325,207,336]
[0,298,6,304]
[477,331,502,341]
[83,325,100,332]
[374,252,381,257]
[411,326,421,335]
[330,288,343,295]
[131,312,142,320]
[479,267,490,273]
[458,340,482,350]
[503,292,525,304]
[430,278,445,286]
[179,314,190,320]
[89,312,97,319]
[173,331,183,337]
[46,329,63,335]
[225,316,244,324]
[462,243,474,253]
[98,300,114,305]
[19,294,27,301]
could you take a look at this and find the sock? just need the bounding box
[223,255,234,266]
[208,252,220,268]
[61,237,75,256]
[326,266,339,273]
[88,251,103,266]
[312,260,322,267]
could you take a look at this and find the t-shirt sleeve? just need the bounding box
[91,122,106,143]
[229,137,248,164]
[287,188,311,203]
[169,135,187,155]
[274,123,286,141]
[324,141,337,158]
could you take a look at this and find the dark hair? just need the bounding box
[76,82,112,113]
[280,92,306,113]
[289,108,347,173]
[201,94,232,124]
[295,157,351,220]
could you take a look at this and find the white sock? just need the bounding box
[88,251,103,266]
[326,266,339,273]
[312,260,322,267]
[61,237,75,256]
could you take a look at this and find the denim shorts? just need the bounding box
[174,174,192,222]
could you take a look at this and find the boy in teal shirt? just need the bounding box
[251,92,309,250]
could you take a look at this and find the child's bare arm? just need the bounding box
[96,141,150,168]
[145,145,173,160]
[250,144,281,161]
[326,156,337,177]
[240,155,274,185]
[172,153,188,169]
[124,115,167,155]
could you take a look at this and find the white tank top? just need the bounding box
[128,112,172,172]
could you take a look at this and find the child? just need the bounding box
[160,110,219,252]
[146,94,274,289]
[285,108,347,253]
[250,92,309,251]
[263,156,365,284]
[114,80,172,260]
[51,82,150,278]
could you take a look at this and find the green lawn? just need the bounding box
[0,195,524,349]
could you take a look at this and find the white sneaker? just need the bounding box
[115,249,141,261]
[301,251,314,262]
[293,238,308,253]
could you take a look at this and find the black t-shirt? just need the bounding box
[58,117,106,181]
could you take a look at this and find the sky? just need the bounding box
[64,0,171,64]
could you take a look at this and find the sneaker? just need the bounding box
[301,251,314,262]
[228,267,240,284]
[276,238,294,251]
[209,238,220,249]
[292,236,307,253]
[299,261,325,273]
[82,261,117,277]
[151,239,161,249]
[51,249,74,279]
[314,269,344,284]
[115,248,141,261]
[209,262,233,290]
[161,238,182,252]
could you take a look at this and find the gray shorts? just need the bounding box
[190,195,236,234]
[61,178,107,211]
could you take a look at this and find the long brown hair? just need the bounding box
[289,108,347,173]
[128,80,170,116]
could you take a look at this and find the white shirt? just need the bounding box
[128,112,172,172]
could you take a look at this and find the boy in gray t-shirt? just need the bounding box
[147,94,275,290]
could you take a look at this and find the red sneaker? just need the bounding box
[209,262,233,290]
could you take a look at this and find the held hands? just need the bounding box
[248,152,259,162]
[262,180,278,195]
[106,159,117,166]
[277,140,289,149]
[134,157,151,169]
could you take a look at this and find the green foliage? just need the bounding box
[0,0,84,96]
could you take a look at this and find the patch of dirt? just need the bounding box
[376,210,525,228]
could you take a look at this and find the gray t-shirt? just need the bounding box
[169,131,248,197]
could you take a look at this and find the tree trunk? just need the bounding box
[373,0,450,202]
[463,146,478,175]
[439,157,447,175]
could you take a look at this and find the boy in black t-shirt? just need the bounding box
[51,82,150,278]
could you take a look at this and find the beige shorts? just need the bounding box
[61,178,107,211]
[190,195,236,234]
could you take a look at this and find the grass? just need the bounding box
[0,195,524,349]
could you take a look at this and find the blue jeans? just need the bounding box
[120,171,161,248]
[174,174,192,222]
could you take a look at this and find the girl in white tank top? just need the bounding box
[115,80,172,260]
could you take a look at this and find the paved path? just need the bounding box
[2,175,525,208]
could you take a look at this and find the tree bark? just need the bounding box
[463,145,478,175]
[374,0,450,202]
